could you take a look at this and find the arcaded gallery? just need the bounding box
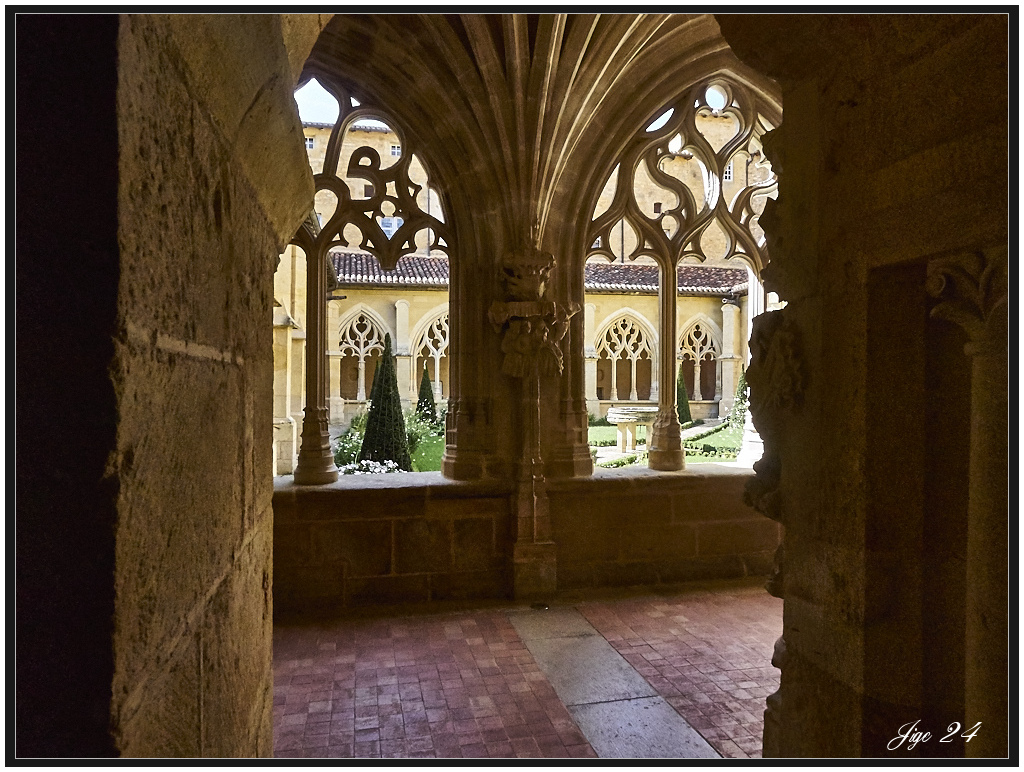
[17,13,1009,760]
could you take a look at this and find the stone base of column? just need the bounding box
[329,396,345,425]
[648,448,685,471]
[513,541,557,600]
[648,409,684,471]
[293,408,339,485]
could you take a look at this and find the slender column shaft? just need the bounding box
[649,262,683,470]
[609,356,619,401]
[294,249,339,484]
[356,358,367,402]
[649,349,659,401]
[964,340,1008,757]
[629,357,638,401]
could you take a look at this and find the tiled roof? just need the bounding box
[329,250,747,296]
[331,251,449,288]
[585,262,748,296]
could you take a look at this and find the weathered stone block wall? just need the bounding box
[274,468,775,614]
[717,14,1008,758]
[549,468,776,589]
[273,475,514,614]
[18,12,328,758]
[107,14,326,758]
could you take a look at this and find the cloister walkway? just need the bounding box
[273,577,782,759]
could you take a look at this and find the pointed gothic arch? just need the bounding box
[678,314,723,403]
[335,304,391,402]
[594,312,658,402]
[409,303,450,402]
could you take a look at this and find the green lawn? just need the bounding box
[411,434,445,472]
[684,423,744,462]
[587,424,652,446]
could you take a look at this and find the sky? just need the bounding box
[295,78,388,129]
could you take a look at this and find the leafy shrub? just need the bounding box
[338,459,401,475]
[404,409,435,455]
[333,427,364,466]
[588,412,612,426]
[434,403,448,436]
[729,365,749,429]
[598,453,638,468]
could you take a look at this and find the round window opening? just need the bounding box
[705,84,728,111]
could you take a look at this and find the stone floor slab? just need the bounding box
[516,632,657,707]
[506,606,599,640]
[569,696,719,759]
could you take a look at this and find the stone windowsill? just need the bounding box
[273,462,754,497]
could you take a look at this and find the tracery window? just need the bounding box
[586,75,777,271]
[413,311,450,400]
[595,317,654,401]
[295,76,450,271]
[584,74,777,465]
[679,321,720,402]
[338,312,387,402]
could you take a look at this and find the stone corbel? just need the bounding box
[487,247,580,378]
[926,248,1008,347]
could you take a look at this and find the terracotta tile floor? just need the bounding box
[578,583,782,758]
[273,579,781,759]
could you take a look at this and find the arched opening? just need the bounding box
[274,73,451,474]
[585,72,778,468]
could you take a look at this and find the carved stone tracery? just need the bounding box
[304,74,451,271]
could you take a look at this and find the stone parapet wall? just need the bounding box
[273,474,515,614]
[549,466,775,589]
[273,467,775,614]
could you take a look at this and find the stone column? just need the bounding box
[608,356,620,401]
[719,300,742,416]
[649,348,660,402]
[394,299,413,406]
[355,358,368,402]
[488,246,578,598]
[927,249,1008,758]
[584,303,599,414]
[294,248,339,484]
[649,261,683,470]
[629,357,639,401]
[327,299,344,424]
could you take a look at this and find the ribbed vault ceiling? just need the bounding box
[305,13,779,252]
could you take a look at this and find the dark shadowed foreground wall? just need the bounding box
[716,14,1008,758]
[16,13,327,757]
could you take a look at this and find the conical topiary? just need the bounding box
[676,360,693,425]
[416,365,437,422]
[729,365,749,428]
[358,334,412,470]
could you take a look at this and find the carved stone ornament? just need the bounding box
[926,248,1008,344]
[744,448,782,522]
[488,246,580,378]
[746,309,805,429]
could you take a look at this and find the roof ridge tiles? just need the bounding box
[328,250,747,295]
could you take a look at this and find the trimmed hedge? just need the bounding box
[416,365,437,421]
[358,334,412,471]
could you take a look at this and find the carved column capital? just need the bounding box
[926,247,1008,346]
